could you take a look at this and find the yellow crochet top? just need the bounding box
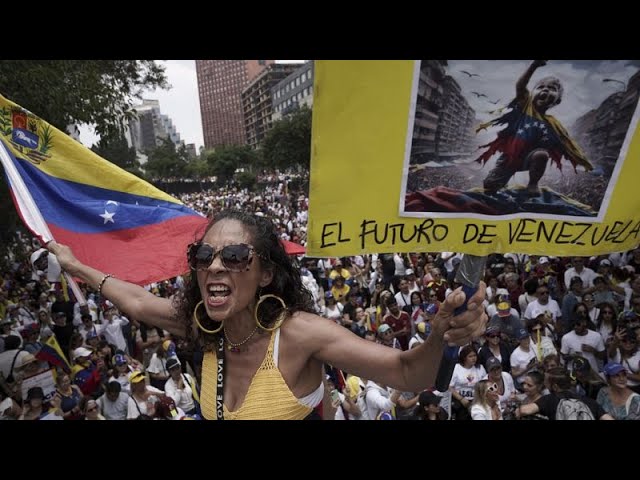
[200,329,313,420]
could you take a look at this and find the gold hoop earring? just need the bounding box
[254,294,287,332]
[193,300,223,334]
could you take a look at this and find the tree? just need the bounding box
[184,157,212,180]
[144,138,189,179]
[91,135,144,178]
[0,60,168,139]
[261,105,312,170]
[206,145,261,185]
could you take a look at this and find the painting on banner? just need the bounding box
[401,60,640,222]
[307,60,640,258]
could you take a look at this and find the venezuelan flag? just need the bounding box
[0,93,208,285]
[35,335,72,373]
[475,94,593,173]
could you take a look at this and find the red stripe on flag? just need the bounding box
[49,215,209,285]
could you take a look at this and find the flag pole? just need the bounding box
[0,140,86,305]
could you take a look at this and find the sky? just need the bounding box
[78,60,305,151]
[447,60,639,146]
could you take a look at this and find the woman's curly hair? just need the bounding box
[173,210,315,351]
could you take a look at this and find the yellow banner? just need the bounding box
[308,60,640,257]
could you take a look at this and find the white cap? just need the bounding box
[73,347,93,360]
[539,257,549,265]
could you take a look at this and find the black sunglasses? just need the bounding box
[187,242,266,272]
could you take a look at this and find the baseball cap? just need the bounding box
[418,391,442,407]
[26,386,45,401]
[539,257,549,265]
[600,259,612,267]
[346,375,364,400]
[129,371,146,384]
[417,322,431,335]
[485,324,500,336]
[113,354,127,366]
[378,324,392,334]
[405,269,414,276]
[485,357,502,371]
[497,301,511,317]
[604,362,626,377]
[166,357,181,371]
[516,328,529,340]
[73,346,93,360]
[15,352,37,369]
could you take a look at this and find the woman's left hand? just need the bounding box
[432,283,488,345]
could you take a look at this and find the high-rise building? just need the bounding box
[126,99,183,154]
[196,60,274,149]
[272,61,314,122]
[242,63,300,149]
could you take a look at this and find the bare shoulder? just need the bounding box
[282,311,333,345]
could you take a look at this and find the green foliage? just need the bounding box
[144,137,189,179]
[236,171,257,191]
[206,145,261,184]
[184,157,211,179]
[261,105,312,170]
[0,60,168,140]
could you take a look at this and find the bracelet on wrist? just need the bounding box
[98,273,114,296]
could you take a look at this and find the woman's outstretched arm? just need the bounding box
[47,241,184,337]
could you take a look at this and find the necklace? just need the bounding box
[224,325,258,353]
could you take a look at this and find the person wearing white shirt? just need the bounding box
[482,357,517,412]
[365,380,395,420]
[564,257,597,290]
[96,382,129,420]
[510,328,538,388]
[560,317,606,374]
[78,314,104,342]
[127,371,164,419]
[102,308,130,353]
[164,357,198,415]
[524,284,561,328]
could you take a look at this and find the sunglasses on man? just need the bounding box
[188,243,267,272]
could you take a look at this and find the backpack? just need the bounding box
[555,397,595,420]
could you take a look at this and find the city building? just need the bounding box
[573,70,640,174]
[242,63,300,149]
[410,61,447,163]
[185,143,197,159]
[126,99,183,153]
[196,60,274,149]
[272,61,314,122]
[437,75,475,156]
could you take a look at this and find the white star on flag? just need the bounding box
[100,210,116,224]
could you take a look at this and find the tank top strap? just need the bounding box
[259,329,278,370]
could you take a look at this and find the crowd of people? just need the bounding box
[1,169,639,420]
